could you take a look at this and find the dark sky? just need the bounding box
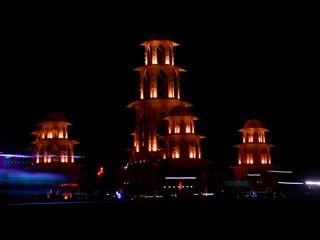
[2,4,319,178]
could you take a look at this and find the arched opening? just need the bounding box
[242,148,247,164]
[51,144,59,162]
[157,112,168,149]
[140,114,148,150]
[253,131,258,143]
[166,138,170,158]
[196,138,200,159]
[180,139,189,159]
[174,71,179,99]
[157,112,168,136]
[143,71,150,99]
[157,69,168,98]
[157,44,165,64]
[254,147,261,164]
[245,132,248,143]
[169,45,172,64]
[179,120,186,133]
[147,45,152,65]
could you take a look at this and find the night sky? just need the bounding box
[2,4,319,178]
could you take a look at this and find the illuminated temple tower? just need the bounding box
[27,112,88,195]
[123,34,208,194]
[127,34,202,163]
[230,119,278,190]
[31,112,79,164]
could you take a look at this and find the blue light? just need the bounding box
[0,153,85,159]
[115,191,122,199]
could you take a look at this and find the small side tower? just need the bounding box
[161,106,205,160]
[31,112,79,164]
[230,119,279,191]
[235,119,273,165]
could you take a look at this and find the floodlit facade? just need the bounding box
[122,34,210,196]
[230,119,278,191]
[31,112,79,164]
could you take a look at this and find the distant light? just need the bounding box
[165,177,196,180]
[0,153,85,159]
[247,174,261,176]
[60,183,77,187]
[305,181,320,186]
[115,191,122,199]
[278,181,304,185]
[0,154,34,158]
[203,193,214,196]
[267,170,292,174]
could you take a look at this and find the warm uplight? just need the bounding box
[153,135,157,151]
[186,125,191,133]
[48,132,53,138]
[173,151,180,159]
[174,125,180,133]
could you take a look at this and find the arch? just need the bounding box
[253,131,258,143]
[147,45,152,65]
[157,112,168,149]
[169,45,172,64]
[143,70,150,99]
[157,111,168,136]
[254,146,261,164]
[166,138,171,158]
[51,144,59,162]
[245,132,248,143]
[242,148,247,164]
[180,138,189,159]
[179,120,186,133]
[157,44,165,64]
[195,138,200,159]
[140,113,148,149]
[174,70,179,99]
[157,69,168,98]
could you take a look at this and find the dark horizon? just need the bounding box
[2,5,319,178]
